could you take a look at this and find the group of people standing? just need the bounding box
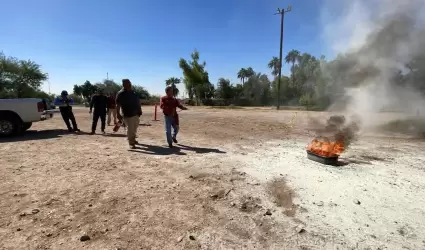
[54,79,187,149]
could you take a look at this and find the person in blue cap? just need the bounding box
[54,90,80,132]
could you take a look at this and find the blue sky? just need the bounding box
[0,0,332,96]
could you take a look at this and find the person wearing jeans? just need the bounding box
[116,79,142,149]
[160,86,187,148]
[164,115,178,146]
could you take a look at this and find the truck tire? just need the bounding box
[22,122,33,131]
[0,113,23,136]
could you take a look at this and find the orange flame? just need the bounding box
[306,136,345,158]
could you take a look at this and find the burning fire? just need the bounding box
[306,135,345,158]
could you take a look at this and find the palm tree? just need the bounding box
[267,57,280,77]
[165,77,181,97]
[285,49,300,68]
[179,49,210,105]
[245,67,255,78]
[285,49,300,85]
[237,68,247,85]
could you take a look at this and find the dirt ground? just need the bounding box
[1,106,425,250]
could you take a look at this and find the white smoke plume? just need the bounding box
[319,0,425,135]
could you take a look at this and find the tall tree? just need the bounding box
[267,57,280,77]
[237,68,247,85]
[243,72,271,106]
[245,67,255,78]
[216,78,233,100]
[0,52,48,98]
[165,77,181,97]
[73,81,97,102]
[99,79,121,94]
[237,67,255,85]
[285,49,300,87]
[179,49,211,105]
[133,85,151,100]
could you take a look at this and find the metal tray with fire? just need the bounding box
[306,150,339,165]
[306,136,344,166]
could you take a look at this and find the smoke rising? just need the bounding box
[319,0,425,136]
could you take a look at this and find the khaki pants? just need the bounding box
[123,116,140,145]
[107,108,117,125]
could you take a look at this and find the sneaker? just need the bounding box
[168,143,173,148]
[68,128,73,132]
[101,130,105,134]
[129,144,136,149]
[89,131,95,135]
[172,136,178,143]
[74,128,80,132]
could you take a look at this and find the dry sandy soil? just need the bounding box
[1,106,425,250]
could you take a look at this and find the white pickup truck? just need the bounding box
[0,98,55,136]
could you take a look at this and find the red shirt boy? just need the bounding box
[160,87,187,126]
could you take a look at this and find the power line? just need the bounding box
[274,5,292,110]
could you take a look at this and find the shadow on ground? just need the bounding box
[177,144,226,154]
[129,144,187,155]
[129,143,226,156]
[337,159,372,166]
[0,129,79,143]
[337,153,391,166]
[103,133,127,138]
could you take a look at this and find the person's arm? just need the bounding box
[160,97,165,109]
[89,96,95,112]
[105,96,109,112]
[116,104,121,118]
[177,100,188,110]
[138,98,142,116]
[116,92,122,120]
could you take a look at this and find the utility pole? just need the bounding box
[274,5,292,110]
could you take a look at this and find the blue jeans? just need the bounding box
[164,115,179,145]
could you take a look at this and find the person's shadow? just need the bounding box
[129,144,187,155]
[0,129,77,143]
[176,144,226,154]
[129,143,226,156]
[103,133,127,138]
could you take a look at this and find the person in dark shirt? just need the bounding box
[116,79,142,148]
[160,86,188,148]
[89,89,109,134]
[54,90,80,132]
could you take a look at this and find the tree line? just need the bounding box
[72,80,156,104]
[164,49,333,108]
[166,26,425,109]
[0,52,157,104]
[0,52,53,100]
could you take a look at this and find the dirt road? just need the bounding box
[1,107,424,249]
